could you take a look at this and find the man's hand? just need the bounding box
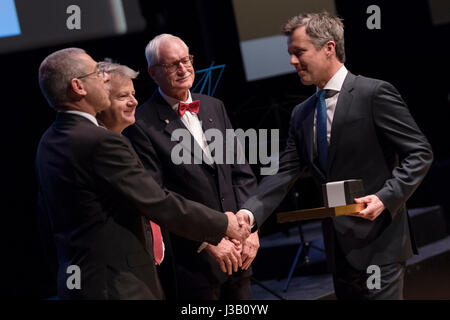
[352,195,385,221]
[236,210,251,228]
[205,238,242,275]
[241,232,260,270]
[225,211,250,243]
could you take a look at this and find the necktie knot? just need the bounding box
[317,89,328,99]
[178,100,200,116]
[318,89,339,99]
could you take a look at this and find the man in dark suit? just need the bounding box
[123,34,259,300]
[237,12,433,299]
[36,48,250,299]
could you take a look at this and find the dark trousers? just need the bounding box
[159,259,252,300]
[177,269,252,300]
[332,257,406,300]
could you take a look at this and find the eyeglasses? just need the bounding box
[76,64,106,80]
[154,55,194,73]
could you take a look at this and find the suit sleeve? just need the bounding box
[218,101,258,207]
[92,132,227,245]
[372,81,433,217]
[123,123,164,187]
[241,106,307,228]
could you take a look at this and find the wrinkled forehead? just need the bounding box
[158,39,189,63]
[110,74,134,92]
[287,27,312,49]
[77,52,98,70]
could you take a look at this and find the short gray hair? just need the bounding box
[38,47,87,109]
[98,59,139,79]
[144,33,189,67]
[282,12,345,63]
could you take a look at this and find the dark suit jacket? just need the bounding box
[243,72,433,271]
[123,91,257,292]
[35,112,228,299]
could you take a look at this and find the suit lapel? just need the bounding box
[301,97,326,180]
[155,92,215,169]
[301,99,315,164]
[153,92,196,164]
[151,92,184,136]
[328,72,356,172]
[195,96,215,134]
[193,94,217,169]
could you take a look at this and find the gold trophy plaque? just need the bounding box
[276,203,365,223]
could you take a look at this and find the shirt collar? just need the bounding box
[158,87,193,112]
[61,110,99,126]
[323,65,348,92]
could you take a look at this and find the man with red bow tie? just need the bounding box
[123,34,258,300]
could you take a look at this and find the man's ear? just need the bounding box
[325,40,336,58]
[69,78,88,97]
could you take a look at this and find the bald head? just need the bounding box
[38,48,90,109]
[39,48,111,115]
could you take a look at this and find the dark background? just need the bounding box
[1,0,449,298]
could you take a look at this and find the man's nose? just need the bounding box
[129,96,138,106]
[103,72,111,82]
[177,61,189,74]
[290,54,300,66]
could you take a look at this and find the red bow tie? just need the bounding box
[178,100,200,116]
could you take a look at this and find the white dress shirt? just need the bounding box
[313,65,348,155]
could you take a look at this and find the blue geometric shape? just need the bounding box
[193,62,225,97]
[0,0,21,38]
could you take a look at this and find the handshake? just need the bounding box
[224,210,252,243]
[205,211,258,275]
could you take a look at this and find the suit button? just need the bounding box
[221,198,225,202]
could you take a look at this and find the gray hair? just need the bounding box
[98,59,139,79]
[38,47,87,109]
[144,33,189,67]
[282,12,345,63]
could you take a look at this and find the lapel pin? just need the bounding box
[165,119,170,124]
[208,118,213,123]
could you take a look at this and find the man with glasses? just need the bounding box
[36,48,250,299]
[123,34,258,300]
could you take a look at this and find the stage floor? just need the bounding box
[251,228,450,300]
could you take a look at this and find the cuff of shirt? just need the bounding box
[239,209,255,228]
[197,242,208,253]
